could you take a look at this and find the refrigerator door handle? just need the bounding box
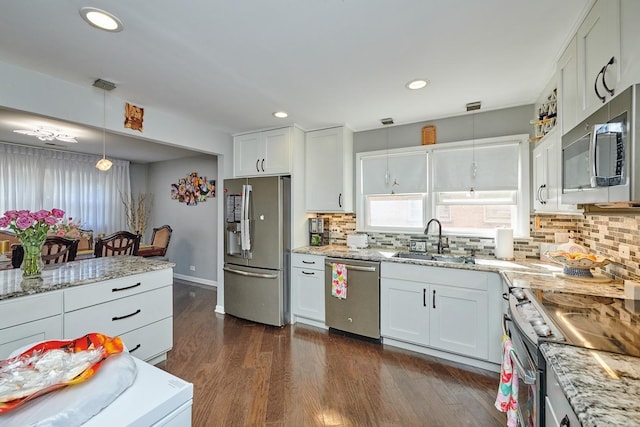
[240,184,252,255]
[224,266,278,279]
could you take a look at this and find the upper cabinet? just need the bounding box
[532,128,581,214]
[576,0,621,119]
[234,127,292,177]
[305,126,353,213]
[558,36,579,134]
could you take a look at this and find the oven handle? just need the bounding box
[503,315,537,385]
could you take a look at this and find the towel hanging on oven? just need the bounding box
[495,334,519,427]
[331,263,347,299]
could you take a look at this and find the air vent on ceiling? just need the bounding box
[466,101,481,112]
[92,78,116,91]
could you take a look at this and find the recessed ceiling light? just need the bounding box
[79,7,123,32]
[406,79,429,90]
[273,111,288,119]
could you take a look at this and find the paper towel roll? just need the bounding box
[495,228,514,260]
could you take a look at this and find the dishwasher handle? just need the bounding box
[325,262,377,273]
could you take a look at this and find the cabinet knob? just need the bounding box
[347,317,353,323]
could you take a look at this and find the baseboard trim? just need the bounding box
[173,273,217,287]
[215,305,225,315]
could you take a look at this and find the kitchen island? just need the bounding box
[0,256,175,363]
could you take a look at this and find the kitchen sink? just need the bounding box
[393,252,475,264]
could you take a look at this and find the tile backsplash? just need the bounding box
[314,212,640,281]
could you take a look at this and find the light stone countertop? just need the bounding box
[0,256,175,301]
[540,342,640,427]
[293,244,559,274]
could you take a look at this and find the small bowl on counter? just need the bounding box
[544,251,610,278]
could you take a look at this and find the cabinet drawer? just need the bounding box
[292,253,324,270]
[120,317,173,363]
[0,315,63,359]
[0,292,62,329]
[64,286,172,338]
[64,269,173,311]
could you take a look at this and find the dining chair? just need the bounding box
[76,229,94,251]
[94,231,141,257]
[139,225,173,259]
[41,236,79,264]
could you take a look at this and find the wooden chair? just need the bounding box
[41,236,79,264]
[94,231,141,257]
[76,229,94,251]
[139,225,173,259]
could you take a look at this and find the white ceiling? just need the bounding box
[0,0,591,162]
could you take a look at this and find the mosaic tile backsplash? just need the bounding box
[314,212,640,281]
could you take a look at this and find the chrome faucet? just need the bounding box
[424,219,443,254]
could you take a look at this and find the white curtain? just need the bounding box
[0,143,131,234]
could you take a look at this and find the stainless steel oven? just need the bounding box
[505,288,565,427]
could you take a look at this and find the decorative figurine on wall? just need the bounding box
[124,102,144,132]
[170,172,215,206]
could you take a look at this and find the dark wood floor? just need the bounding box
[161,281,505,427]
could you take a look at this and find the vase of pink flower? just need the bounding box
[0,209,65,278]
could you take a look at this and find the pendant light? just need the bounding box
[381,117,393,185]
[466,101,481,196]
[94,79,115,171]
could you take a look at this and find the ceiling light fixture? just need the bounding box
[273,111,288,119]
[405,79,429,90]
[79,7,123,32]
[94,79,115,172]
[13,128,78,143]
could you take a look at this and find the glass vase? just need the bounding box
[20,238,45,278]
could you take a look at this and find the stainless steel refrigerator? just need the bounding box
[223,176,290,326]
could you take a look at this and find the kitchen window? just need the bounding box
[356,134,529,237]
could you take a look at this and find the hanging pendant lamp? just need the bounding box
[94,79,114,171]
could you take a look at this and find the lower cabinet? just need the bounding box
[0,292,63,359]
[381,262,501,365]
[545,366,580,426]
[291,254,325,325]
[0,268,174,364]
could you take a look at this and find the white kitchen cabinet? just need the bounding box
[429,284,488,359]
[532,129,581,214]
[557,36,579,134]
[234,127,292,177]
[64,268,174,364]
[577,0,621,118]
[291,253,325,326]
[380,262,501,364]
[0,292,63,359]
[305,126,353,212]
[545,366,580,426]
[380,277,429,345]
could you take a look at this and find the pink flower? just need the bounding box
[32,209,50,221]
[0,216,9,228]
[15,216,36,230]
[44,216,58,226]
[51,208,65,218]
[3,210,18,220]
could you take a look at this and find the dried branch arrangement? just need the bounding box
[120,192,153,238]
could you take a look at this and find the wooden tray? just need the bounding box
[421,125,436,145]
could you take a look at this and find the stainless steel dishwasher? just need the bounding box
[325,258,380,340]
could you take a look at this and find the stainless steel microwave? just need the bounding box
[561,84,640,206]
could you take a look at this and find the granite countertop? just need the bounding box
[502,269,625,298]
[293,244,560,274]
[0,256,175,301]
[540,342,640,427]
